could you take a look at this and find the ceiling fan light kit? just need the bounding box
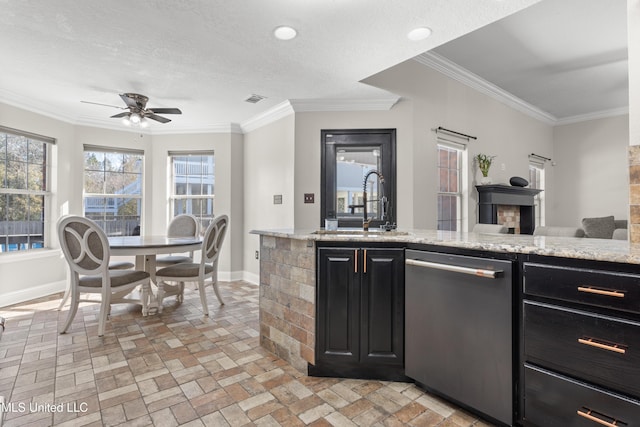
[83,92,182,127]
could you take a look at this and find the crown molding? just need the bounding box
[240,101,295,133]
[414,52,557,125]
[554,106,629,126]
[151,122,244,135]
[288,97,400,112]
[0,89,77,125]
[239,97,401,133]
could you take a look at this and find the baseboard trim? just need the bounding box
[0,280,66,308]
[241,271,259,285]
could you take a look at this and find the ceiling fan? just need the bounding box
[81,93,182,126]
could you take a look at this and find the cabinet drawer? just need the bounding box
[524,301,640,399]
[523,262,640,315]
[524,364,640,426]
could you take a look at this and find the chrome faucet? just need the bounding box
[361,170,387,231]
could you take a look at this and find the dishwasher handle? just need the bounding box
[406,258,502,279]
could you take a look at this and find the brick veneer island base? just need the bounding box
[258,235,316,372]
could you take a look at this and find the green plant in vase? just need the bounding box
[475,153,496,184]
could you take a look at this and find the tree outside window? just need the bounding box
[83,147,143,236]
[0,129,51,252]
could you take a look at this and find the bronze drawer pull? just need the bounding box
[354,249,358,273]
[577,286,625,298]
[363,249,367,273]
[577,408,626,427]
[578,337,626,354]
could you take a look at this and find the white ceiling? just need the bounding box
[0,0,542,132]
[431,0,629,122]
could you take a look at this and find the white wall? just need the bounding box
[0,103,76,306]
[243,114,295,281]
[364,59,555,229]
[552,115,630,226]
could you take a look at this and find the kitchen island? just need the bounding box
[251,228,640,370]
[251,228,640,426]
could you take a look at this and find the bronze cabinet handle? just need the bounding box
[363,249,367,273]
[577,408,624,427]
[354,249,358,273]
[578,337,626,354]
[577,286,625,298]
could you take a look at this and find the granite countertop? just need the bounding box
[250,228,640,265]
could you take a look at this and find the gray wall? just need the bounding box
[552,115,630,226]
[363,59,556,228]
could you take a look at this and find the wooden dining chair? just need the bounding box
[155,214,200,267]
[57,258,134,311]
[155,215,228,315]
[57,215,151,336]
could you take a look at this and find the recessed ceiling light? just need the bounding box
[407,27,432,41]
[274,26,297,41]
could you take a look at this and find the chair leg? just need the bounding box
[59,288,79,334]
[198,279,209,316]
[98,294,111,337]
[212,279,225,305]
[57,284,71,311]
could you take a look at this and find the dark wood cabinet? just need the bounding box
[521,258,640,426]
[313,245,405,380]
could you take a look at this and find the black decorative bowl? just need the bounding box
[510,176,529,187]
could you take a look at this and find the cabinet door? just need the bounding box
[360,248,404,366]
[316,248,360,364]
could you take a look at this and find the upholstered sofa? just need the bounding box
[533,216,628,240]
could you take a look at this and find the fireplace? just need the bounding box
[476,185,542,234]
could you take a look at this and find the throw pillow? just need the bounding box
[581,215,615,239]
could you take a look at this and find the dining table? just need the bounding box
[108,235,202,313]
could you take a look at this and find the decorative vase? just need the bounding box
[481,175,492,185]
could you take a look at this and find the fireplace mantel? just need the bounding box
[476,185,543,234]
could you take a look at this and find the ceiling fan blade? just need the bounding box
[81,100,125,109]
[148,108,182,115]
[110,112,130,118]
[146,113,171,123]
[119,93,139,109]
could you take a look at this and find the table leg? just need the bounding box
[144,255,159,314]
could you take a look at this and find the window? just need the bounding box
[529,159,545,226]
[83,146,143,237]
[0,126,54,252]
[437,142,465,231]
[169,151,215,230]
[321,129,396,228]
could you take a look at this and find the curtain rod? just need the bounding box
[433,127,477,140]
[529,153,551,162]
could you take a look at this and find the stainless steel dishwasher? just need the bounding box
[405,250,514,426]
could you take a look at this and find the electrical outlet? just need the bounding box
[501,163,506,171]
[304,193,314,203]
[273,195,282,204]
[255,250,259,260]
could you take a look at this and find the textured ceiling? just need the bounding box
[0,0,541,132]
[432,0,628,121]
